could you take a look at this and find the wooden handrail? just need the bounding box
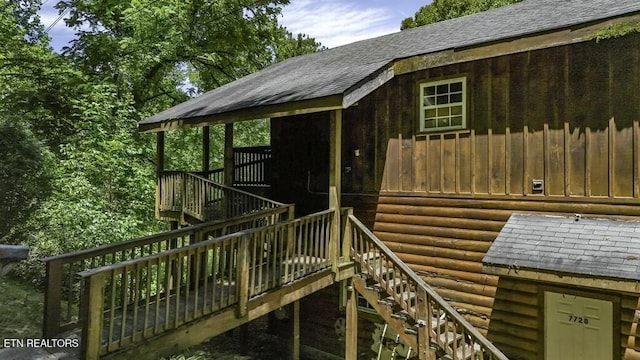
[348,214,508,360]
[77,208,334,359]
[184,145,271,187]
[41,206,291,338]
[158,171,282,222]
[79,209,332,276]
[188,172,281,205]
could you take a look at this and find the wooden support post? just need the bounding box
[284,205,295,282]
[202,126,210,218]
[341,207,353,262]
[345,279,358,360]
[170,222,179,289]
[236,234,250,318]
[417,288,434,360]
[223,124,234,218]
[156,131,165,219]
[42,259,62,337]
[289,300,300,360]
[224,123,234,187]
[80,272,105,360]
[202,126,210,176]
[329,109,342,274]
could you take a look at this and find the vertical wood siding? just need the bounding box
[342,35,640,201]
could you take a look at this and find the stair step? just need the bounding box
[390,311,409,321]
[373,266,394,279]
[390,281,411,294]
[365,284,382,293]
[386,291,416,305]
[431,313,448,330]
[404,328,417,336]
[454,343,479,360]
[438,331,463,347]
[377,299,394,307]
[361,251,381,262]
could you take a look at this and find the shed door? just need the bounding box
[544,291,613,360]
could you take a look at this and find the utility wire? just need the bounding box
[44,6,69,33]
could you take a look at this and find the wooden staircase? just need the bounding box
[354,275,480,360]
[347,215,508,360]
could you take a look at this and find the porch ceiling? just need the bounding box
[138,0,640,133]
[483,214,640,291]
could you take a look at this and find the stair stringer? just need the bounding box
[352,275,420,354]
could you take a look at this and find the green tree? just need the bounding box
[401,0,523,30]
[0,0,89,148]
[1,0,323,284]
[57,0,323,112]
[0,120,53,244]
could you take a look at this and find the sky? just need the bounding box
[39,0,429,51]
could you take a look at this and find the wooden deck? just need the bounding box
[40,206,340,360]
[35,170,506,360]
[99,255,329,348]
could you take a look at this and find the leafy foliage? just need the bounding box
[1,0,321,285]
[401,0,523,29]
[592,22,640,43]
[57,0,322,110]
[0,120,52,244]
[0,1,84,148]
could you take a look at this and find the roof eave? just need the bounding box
[394,11,640,76]
[483,264,640,294]
[138,94,344,133]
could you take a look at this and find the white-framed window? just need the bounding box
[419,77,466,132]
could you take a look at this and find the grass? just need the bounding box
[0,275,44,341]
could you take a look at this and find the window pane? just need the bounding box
[438,118,450,127]
[419,78,465,132]
[424,119,436,129]
[437,107,450,117]
[436,95,448,105]
[436,84,448,94]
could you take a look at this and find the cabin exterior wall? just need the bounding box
[269,33,640,358]
[346,34,640,200]
[368,34,640,359]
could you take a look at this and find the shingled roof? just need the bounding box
[483,214,640,281]
[140,0,640,131]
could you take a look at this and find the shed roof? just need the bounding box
[140,0,640,131]
[483,214,640,282]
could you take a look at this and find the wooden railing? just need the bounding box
[77,209,333,359]
[196,145,271,187]
[349,215,508,360]
[158,171,282,222]
[41,206,292,338]
[233,146,271,187]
